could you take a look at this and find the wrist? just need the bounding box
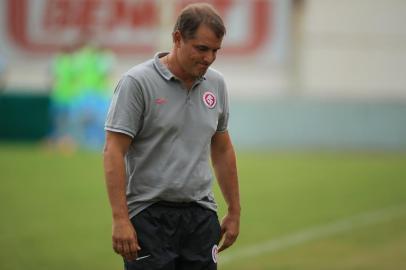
[227,205,241,216]
[112,211,130,222]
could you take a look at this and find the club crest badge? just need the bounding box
[212,244,218,263]
[203,91,217,109]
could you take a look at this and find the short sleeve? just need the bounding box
[216,78,229,132]
[105,75,144,138]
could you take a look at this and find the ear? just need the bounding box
[173,30,182,48]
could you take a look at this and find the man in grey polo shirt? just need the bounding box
[103,3,240,269]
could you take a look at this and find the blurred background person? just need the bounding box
[72,41,115,150]
[47,40,115,152]
[48,44,78,152]
[0,49,7,92]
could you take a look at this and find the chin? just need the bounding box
[198,69,208,77]
[191,72,204,79]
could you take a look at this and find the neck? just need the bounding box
[165,52,197,86]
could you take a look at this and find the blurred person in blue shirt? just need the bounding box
[0,50,7,92]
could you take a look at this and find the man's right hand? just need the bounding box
[112,219,141,261]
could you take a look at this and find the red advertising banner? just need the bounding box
[7,0,271,55]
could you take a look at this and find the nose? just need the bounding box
[203,50,216,64]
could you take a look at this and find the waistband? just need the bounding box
[154,200,200,208]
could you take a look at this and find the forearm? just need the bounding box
[211,134,241,252]
[103,148,130,221]
[212,146,240,215]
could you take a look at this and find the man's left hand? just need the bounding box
[218,213,240,252]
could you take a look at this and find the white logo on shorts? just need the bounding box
[136,254,151,261]
[212,244,218,263]
[203,91,217,109]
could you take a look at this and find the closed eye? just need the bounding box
[195,45,220,54]
[196,45,209,52]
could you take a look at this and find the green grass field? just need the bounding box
[1,144,406,270]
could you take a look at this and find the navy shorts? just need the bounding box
[124,202,222,270]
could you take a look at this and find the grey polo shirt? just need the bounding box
[105,52,229,218]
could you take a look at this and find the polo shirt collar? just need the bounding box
[153,52,206,83]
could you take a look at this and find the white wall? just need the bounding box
[298,0,406,100]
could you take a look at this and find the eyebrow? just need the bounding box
[195,45,221,51]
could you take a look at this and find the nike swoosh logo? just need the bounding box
[136,255,151,261]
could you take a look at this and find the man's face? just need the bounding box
[175,24,223,80]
